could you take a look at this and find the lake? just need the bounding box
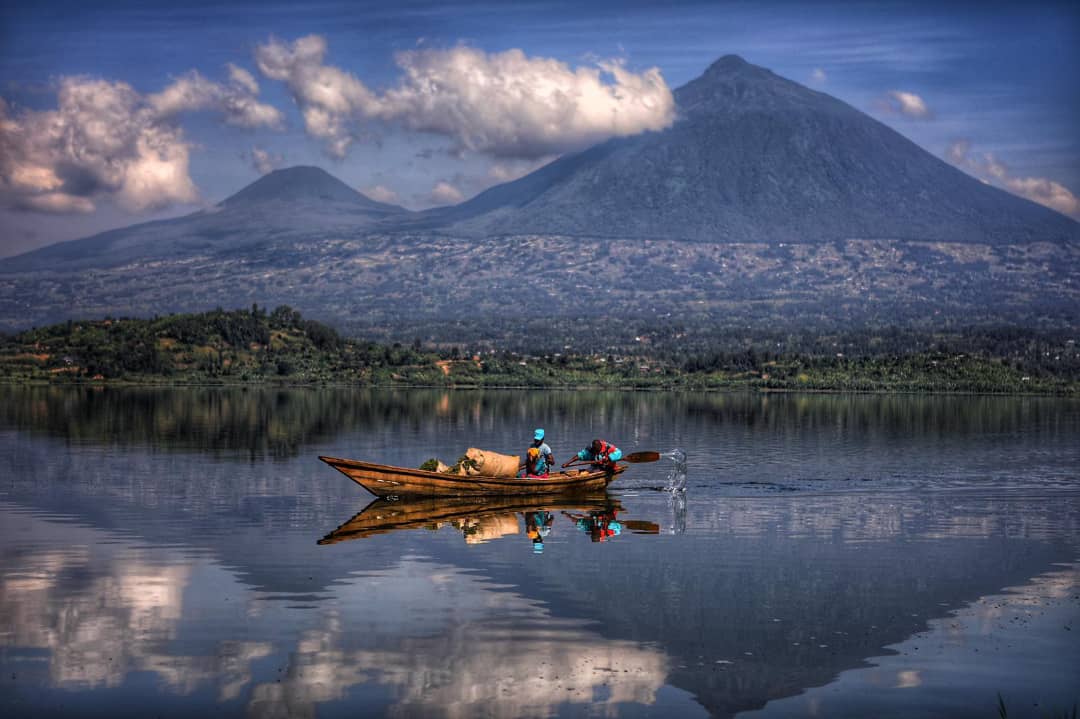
[1,386,1077,718]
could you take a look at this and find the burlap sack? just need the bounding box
[464,447,521,477]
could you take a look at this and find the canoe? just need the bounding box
[318,455,624,498]
[318,493,620,545]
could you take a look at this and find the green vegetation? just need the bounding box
[0,306,1077,393]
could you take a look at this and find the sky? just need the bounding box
[1,0,1078,257]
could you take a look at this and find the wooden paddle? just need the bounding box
[561,451,660,468]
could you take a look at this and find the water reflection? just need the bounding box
[0,508,270,700]
[2,386,1077,483]
[319,494,660,549]
[742,563,1080,718]
[1,503,675,718]
[1,387,1078,717]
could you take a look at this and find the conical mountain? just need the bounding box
[221,166,402,213]
[1,166,408,272]
[431,55,1078,244]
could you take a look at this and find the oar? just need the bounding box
[562,451,660,469]
[622,519,660,533]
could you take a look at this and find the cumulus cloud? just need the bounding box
[488,157,553,184]
[147,68,283,129]
[362,184,400,204]
[254,35,675,160]
[428,181,464,205]
[879,90,931,119]
[0,67,283,214]
[947,139,1080,218]
[249,146,283,175]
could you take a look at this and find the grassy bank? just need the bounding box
[1,306,1076,394]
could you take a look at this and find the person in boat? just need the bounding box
[519,447,543,478]
[566,438,622,470]
[520,428,553,478]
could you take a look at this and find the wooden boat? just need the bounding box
[318,455,624,498]
[318,494,620,545]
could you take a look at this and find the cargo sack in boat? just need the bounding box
[464,448,521,477]
[419,459,453,473]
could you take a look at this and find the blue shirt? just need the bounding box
[532,441,553,474]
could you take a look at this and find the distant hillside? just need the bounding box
[2,308,1077,393]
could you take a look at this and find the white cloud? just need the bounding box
[488,158,552,184]
[249,147,283,175]
[254,35,675,160]
[946,139,1080,218]
[227,63,260,96]
[362,184,400,204]
[254,35,374,158]
[18,192,96,214]
[147,69,283,129]
[428,181,464,205]
[0,67,283,215]
[880,90,931,119]
[1002,176,1079,217]
[810,68,827,85]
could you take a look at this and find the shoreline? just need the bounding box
[2,377,1076,397]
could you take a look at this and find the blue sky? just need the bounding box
[1,0,1077,256]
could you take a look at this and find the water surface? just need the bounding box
[1,387,1077,717]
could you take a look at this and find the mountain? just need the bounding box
[0,166,408,273]
[220,165,401,212]
[427,55,1077,245]
[1,58,1078,339]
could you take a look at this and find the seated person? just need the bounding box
[519,447,550,478]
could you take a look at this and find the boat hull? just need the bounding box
[318,455,623,497]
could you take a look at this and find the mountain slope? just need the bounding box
[0,166,409,272]
[431,56,1078,244]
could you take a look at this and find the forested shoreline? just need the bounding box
[1,306,1077,394]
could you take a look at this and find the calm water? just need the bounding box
[0,386,1077,718]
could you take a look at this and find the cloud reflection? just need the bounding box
[1,506,670,718]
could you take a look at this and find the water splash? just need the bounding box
[661,449,687,492]
[662,449,687,534]
[667,490,687,535]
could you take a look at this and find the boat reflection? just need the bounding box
[318,493,659,548]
